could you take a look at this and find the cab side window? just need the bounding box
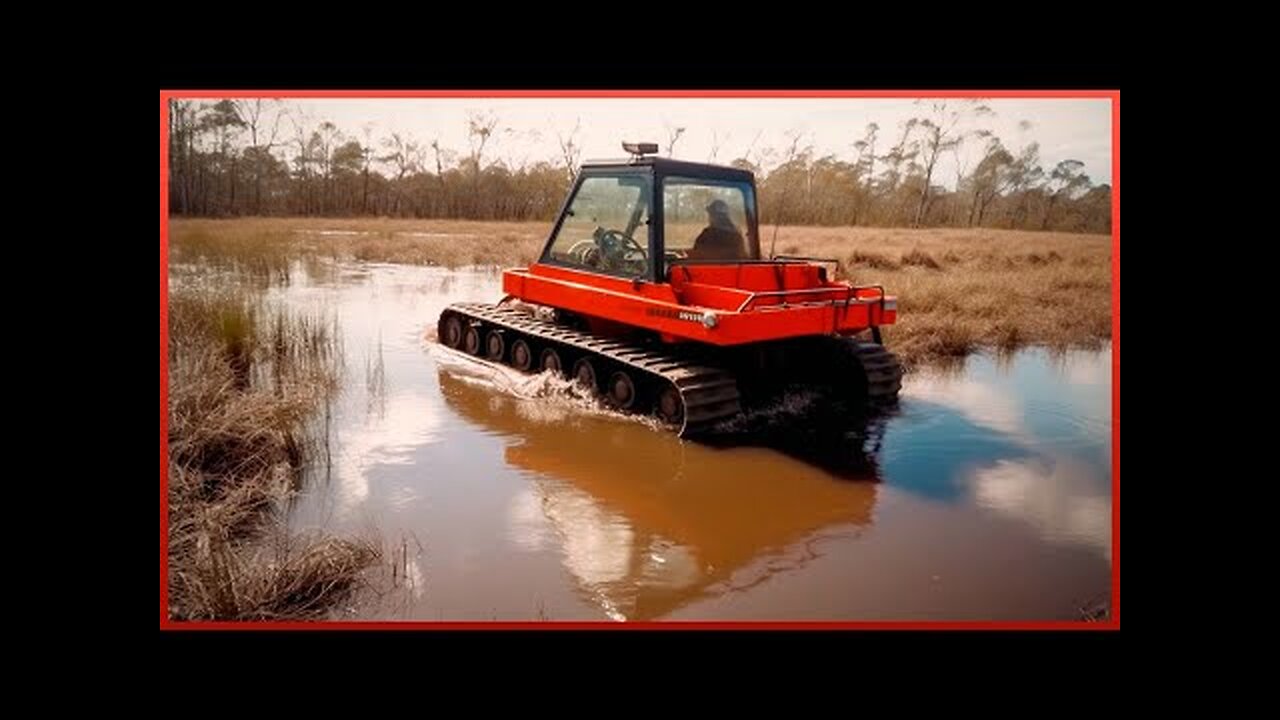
[662,177,754,272]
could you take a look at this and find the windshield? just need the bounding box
[662,177,758,270]
[544,173,652,278]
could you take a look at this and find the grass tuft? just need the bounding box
[167,283,379,621]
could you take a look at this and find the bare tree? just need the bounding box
[709,129,729,162]
[429,138,456,215]
[463,111,501,217]
[314,121,342,214]
[556,119,583,183]
[466,110,500,179]
[907,99,993,227]
[430,139,446,179]
[287,107,317,213]
[360,123,375,214]
[951,129,992,224]
[664,123,686,157]
[966,137,1015,226]
[741,130,763,167]
[202,100,245,214]
[1041,159,1091,230]
[879,121,916,193]
[506,128,535,172]
[231,99,282,213]
[853,122,879,223]
[169,100,200,214]
[381,132,421,216]
[768,130,810,257]
[876,120,919,223]
[1006,142,1045,229]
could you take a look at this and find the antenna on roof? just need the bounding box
[622,141,659,161]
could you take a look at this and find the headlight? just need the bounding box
[701,311,719,329]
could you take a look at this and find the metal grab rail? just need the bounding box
[734,283,890,315]
[770,254,841,266]
[736,285,886,313]
[849,284,887,317]
[668,257,828,266]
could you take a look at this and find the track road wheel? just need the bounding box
[540,347,563,375]
[572,358,599,392]
[463,325,482,355]
[441,314,464,349]
[656,385,684,426]
[485,330,506,361]
[511,339,533,371]
[607,371,638,410]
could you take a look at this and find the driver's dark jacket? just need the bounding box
[688,226,746,260]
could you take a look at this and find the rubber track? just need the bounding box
[844,340,903,405]
[440,302,742,437]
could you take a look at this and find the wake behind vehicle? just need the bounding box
[438,142,902,437]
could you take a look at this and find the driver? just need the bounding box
[687,199,746,260]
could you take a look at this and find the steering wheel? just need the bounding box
[593,228,647,273]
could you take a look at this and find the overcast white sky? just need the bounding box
[267,98,1112,189]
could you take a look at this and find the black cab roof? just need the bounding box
[580,156,756,184]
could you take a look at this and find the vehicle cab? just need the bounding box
[538,142,762,284]
[502,143,895,346]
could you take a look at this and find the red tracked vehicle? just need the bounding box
[437,143,902,437]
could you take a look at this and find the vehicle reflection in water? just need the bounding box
[437,370,882,621]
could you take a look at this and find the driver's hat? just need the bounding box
[706,199,730,216]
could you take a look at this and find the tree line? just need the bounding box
[166,99,1111,234]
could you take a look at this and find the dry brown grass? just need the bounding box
[166,285,380,621]
[170,219,1112,367]
[171,217,547,276]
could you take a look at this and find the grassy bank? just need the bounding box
[166,285,380,621]
[170,218,1111,367]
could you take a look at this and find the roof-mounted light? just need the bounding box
[623,142,659,160]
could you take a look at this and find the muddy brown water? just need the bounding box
[184,260,1114,621]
